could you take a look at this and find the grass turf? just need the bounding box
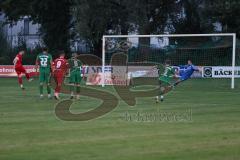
[0,78,240,160]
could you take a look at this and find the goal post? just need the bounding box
[102,33,237,88]
[232,33,237,89]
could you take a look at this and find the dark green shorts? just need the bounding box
[159,76,172,85]
[69,71,82,84]
[39,69,51,83]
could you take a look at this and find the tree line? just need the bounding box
[0,0,239,57]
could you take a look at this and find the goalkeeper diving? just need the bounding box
[174,60,201,86]
[155,59,201,103]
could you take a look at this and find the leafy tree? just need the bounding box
[0,0,72,56]
[204,0,240,38]
[0,22,12,64]
[1,0,239,59]
[126,0,179,46]
[74,0,179,57]
[73,0,131,57]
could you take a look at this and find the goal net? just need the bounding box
[102,34,238,88]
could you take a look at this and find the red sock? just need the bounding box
[25,72,30,80]
[18,76,23,85]
[55,85,61,93]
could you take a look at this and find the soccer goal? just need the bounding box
[102,33,237,88]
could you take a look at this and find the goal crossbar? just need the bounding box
[103,33,236,38]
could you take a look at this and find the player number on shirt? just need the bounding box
[40,57,48,67]
[56,61,62,69]
[74,60,78,67]
[163,68,168,76]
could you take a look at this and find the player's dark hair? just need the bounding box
[59,50,65,55]
[18,47,25,52]
[42,47,48,52]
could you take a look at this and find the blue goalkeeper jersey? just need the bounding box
[179,64,198,81]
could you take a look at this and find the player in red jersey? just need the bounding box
[13,50,33,90]
[52,51,69,100]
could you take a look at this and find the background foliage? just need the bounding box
[0,0,240,60]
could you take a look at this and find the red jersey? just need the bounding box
[14,53,23,68]
[53,57,68,74]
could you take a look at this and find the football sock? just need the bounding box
[70,85,74,93]
[47,85,51,94]
[76,86,80,94]
[55,85,61,93]
[25,73,30,80]
[18,76,23,85]
[40,85,43,94]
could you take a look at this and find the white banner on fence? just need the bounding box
[203,66,240,78]
[85,66,128,85]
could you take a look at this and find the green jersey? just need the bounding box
[162,66,175,77]
[159,66,175,84]
[68,58,82,73]
[36,53,52,84]
[36,53,52,71]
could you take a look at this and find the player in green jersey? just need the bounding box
[68,53,83,100]
[35,48,53,99]
[156,59,176,103]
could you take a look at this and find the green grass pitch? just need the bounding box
[0,78,240,160]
